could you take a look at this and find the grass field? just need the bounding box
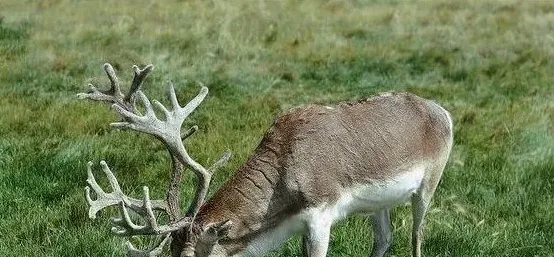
[1,0,553,256]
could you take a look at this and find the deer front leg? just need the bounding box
[302,216,332,257]
[369,209,393,257]
[411,163,447,257]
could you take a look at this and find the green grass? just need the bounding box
[1,0,553,256]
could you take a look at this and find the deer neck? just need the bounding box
[196,133,304,255]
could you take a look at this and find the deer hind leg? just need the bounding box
[302,215,332,257]
[369,209,393,257]
[411,162,447,257]
[301,234,310,257]
[411,193,428,257]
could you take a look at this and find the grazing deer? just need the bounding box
[78,63,453,257]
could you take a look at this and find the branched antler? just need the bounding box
[85,161,168,219]
[109,83,230,217]
[86,161,192,236]
[79,63,231,256]
[77,63,153,112]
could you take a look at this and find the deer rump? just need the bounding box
[197,92,452,255]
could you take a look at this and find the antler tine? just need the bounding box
[208,151,232,173]
[125,64,154,104]
[181,125,198,140]
[85,161,169,219]
[103,63,123,98]
[172,82,209,123]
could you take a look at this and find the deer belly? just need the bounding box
[233,167,425,257]
[327,166,426,219]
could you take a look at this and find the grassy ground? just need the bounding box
[0,0,553,256]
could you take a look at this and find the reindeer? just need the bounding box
[78,63,453,257]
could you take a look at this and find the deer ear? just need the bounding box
[205,220,233,240]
